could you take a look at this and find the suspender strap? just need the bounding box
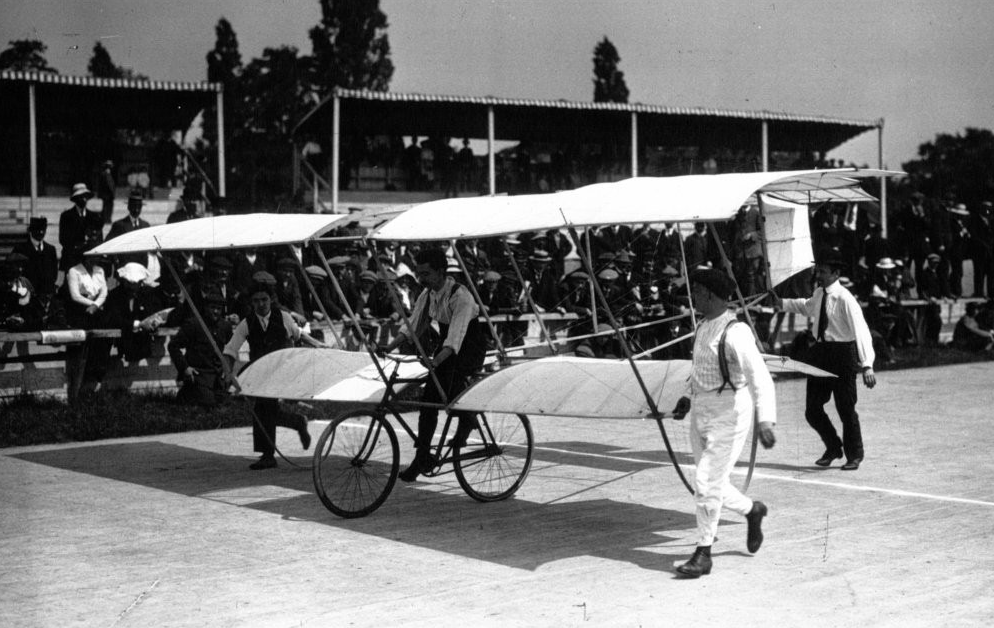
[717,319,740,394]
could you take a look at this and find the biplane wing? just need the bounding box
[370,168,902,242]
[236,348,427,402]
[86,213,352,255]
[451,356,692,419]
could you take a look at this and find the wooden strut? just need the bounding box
[565,224,695,496]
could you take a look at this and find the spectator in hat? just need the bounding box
[167,176,209,223]
[301,265,343,321]
[596,267,638,325]
[12,216,59,296]
[683,222,711,271]
[898,192,932,296]
[274,257,305,318]
[106,189,152,269]
[169,287,234,406]
[223,272,326,470]
[969,201,994,298]
[59,183,102,272]
[103,262,165,362]
[478,269,523,349]
[948,203,972,298]
[524,248,561,313]
[1,262,42,331]
[771,249,875,472]
[574,323,622,359]
[232,248,273,297]
[98,160,116,225]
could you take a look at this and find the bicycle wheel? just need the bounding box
[313,411,399,518]
[454,412,533,502]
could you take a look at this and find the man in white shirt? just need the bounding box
[772,250,876,471]
[380,248,487,482]
[672,268,777,578]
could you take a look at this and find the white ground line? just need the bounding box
[532,444,994,508]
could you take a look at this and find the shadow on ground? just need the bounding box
[11,439,723,573]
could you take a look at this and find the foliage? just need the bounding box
[308,0,394,94]
[901,127,994,206]
[0,389,250,448]
[0,39,58,73]
[592,37,629,103]
[88,41,122,78]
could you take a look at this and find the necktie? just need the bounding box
[817,289,829,341]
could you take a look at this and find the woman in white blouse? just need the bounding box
[66,251,107,328]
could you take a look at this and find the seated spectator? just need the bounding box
[1,262,41,331]
[952,302,994,352]
[274,258,306,319]
[103,263,166,363]
[168,289,234,406]
[574,323,622,359]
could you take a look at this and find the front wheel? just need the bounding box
[454,412,533,502]
[313,411,399,518]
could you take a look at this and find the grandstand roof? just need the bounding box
[295,88,881,154]
[0,71,221,131]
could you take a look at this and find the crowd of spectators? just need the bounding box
[3,181,993,401]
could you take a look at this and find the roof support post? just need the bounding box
[630,111,639,177]
[215,89,226,200]
[878,121,887,238]
[331,93,340,213]
[487,105,496,195]
[760,119,769,172]
[28,81,37,216]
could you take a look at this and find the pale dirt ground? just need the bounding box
[2,362,994,628]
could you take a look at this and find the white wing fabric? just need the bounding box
[452,357,692,419]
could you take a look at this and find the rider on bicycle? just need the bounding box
[379,247,487,482]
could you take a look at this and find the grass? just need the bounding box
[1,345,990,449]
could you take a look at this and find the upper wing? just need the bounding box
[370,169,903,241]
[87,213,351,255]
[451,356,692,419]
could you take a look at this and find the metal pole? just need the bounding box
[487,105,496,195]
[761,119,769,172]
[216,90,226,199]
[630,111,638,177]
[28,82,37,216]
[878,121,887,238]
[676,223,697,334]
[331,94,340,213]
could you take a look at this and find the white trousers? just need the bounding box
[689,388,754,546]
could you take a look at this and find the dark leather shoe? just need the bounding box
[841,458,862,471]
[249,455,277,470]
[299,426,311,451]
[676,547,712,578]
[815,449,843,467]
[746,501,767,553]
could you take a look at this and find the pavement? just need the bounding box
[3,361,994,627]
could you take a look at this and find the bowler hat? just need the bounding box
[128,189,144,203]
[70,183,93,200]
[28,216,47,230]
[815,249,846,270]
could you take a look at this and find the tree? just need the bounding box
[901,128,994,207]
[308,0,394,94]
[592,37,629,103]
[88,41,123,78]
[207,18,242,85]
[0,39,57,73]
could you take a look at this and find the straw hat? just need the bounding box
[875,257,896,270]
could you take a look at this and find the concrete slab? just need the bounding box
[2,361,993,627]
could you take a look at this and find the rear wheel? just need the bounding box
[313,411,398,518]
[454,412,533,502]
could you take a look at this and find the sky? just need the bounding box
[3,0,994,168]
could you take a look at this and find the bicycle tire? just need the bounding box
[454,412,533,502]
[312,411,399,518]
